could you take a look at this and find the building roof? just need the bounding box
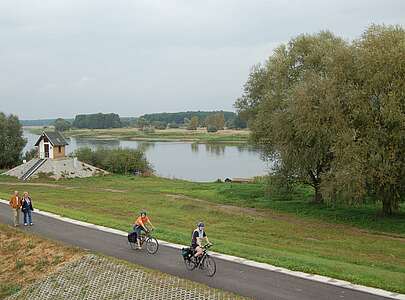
[35,131,69,147]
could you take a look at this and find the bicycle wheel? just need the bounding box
[184,257,197,271]
[146,237,159,254]
[202,255,216,277]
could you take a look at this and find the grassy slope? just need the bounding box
[0,224,82,299]
[27,127,250,143]
[0,175,404,293]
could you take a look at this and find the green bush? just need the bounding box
[168,123,180,128]
[207,125,218,133]
[23,148,38,161]
[75,147,153,175]
[141,127,155,134]
[152,121,167,130]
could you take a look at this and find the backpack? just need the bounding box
[128,231,137,243]
[181,247,193,259]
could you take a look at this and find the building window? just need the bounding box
[58,146,62,153]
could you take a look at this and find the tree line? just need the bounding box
[236,25,405,215]
[72,113,122,129]
[136,111,247,131]
[140,111,235,125]
[31,111,247,131]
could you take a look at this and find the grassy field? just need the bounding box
[0,224,83,299]
[27,127,250,143]
[0,175,404,293]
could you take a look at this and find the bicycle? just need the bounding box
[128,229,159,254]
[182,244,216,277]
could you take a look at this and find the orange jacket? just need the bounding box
[135,216,150,226]
[9,195,22,209]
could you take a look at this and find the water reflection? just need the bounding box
[72,138,120,150]
[137,142,155,152]
[236,144,258,154]
[205,143,225,155]
[190,143,199,153]
[190,143,256,157]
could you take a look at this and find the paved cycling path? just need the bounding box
[0,201,402,300]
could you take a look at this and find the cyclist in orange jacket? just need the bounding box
[133,211,154,249]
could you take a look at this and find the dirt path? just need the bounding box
[0,182,127,193]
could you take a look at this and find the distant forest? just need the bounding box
[140,111,236,124]
[73,113,122,129]
[21,110,246,130]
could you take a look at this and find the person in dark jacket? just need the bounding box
[191,222,211,258]
[21,192,34,226]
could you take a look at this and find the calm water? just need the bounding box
[23,130,268,182]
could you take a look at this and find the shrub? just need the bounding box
[168,123,180,128]
[207,125,218,133]
[142,127,155,134]
[75,147,153,175]
[152,121,167,130]
[36,172,55,180]
[23,148,38,161]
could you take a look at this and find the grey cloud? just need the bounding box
[0,0,404,119]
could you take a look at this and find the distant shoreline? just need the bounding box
[25,127,250,144]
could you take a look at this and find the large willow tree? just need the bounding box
[236,25,405,214]
[332,25,405,215]
[236,31,351,203]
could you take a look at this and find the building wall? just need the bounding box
[53,145,66,159]
[49,144,54,159]
[38,139,54,159]
[39,139,45,159]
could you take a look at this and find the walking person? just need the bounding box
[21,192,34,226]
[9,191,22,226]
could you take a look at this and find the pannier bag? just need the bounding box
[182,247,192,259]
[128,232,137,243]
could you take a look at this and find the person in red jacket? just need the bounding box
[9,191,22,227]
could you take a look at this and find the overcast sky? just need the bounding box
[0,0,404,119]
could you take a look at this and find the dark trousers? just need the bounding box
[23,209,32,224]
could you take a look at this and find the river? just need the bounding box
[23,130,268,182]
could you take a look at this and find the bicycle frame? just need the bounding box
[139,230,153,247]
[183,244,216,276]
